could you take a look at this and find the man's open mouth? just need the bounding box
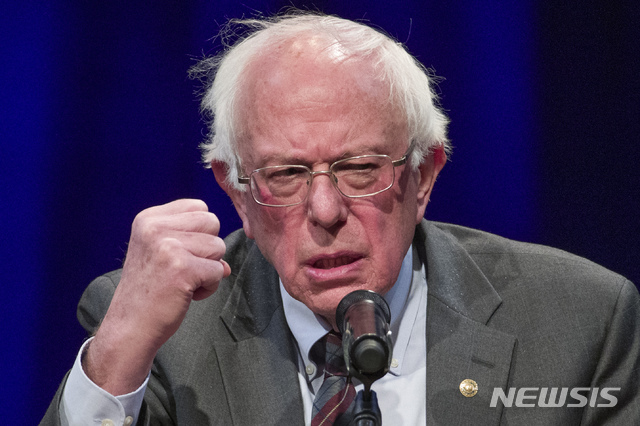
[312,256,361,269]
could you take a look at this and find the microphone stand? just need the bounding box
[336,290,393,426]
[349,382,382,426]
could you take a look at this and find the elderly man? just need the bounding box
[43,13,639,426]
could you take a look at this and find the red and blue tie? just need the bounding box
[311,331,356,426]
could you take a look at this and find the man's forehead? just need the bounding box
[234,33,407,168]
[243,34,385,99]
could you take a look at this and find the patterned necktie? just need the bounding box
[311,331,356,426]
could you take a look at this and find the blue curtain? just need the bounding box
[2,1,638,423]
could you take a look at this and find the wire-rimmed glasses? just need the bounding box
[238,153,409,207]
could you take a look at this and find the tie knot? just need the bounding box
[323,331,347,376]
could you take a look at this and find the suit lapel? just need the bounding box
[216,243,305,426]
[419,222,516,425]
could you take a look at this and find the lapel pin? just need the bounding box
[459,379,478,397]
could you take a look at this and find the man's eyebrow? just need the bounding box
[252,153,308,168]
[337,144,392,159]
[343,145,387,156]
[252,143,392,168]
[254,152,311,169]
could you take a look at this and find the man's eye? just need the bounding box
[267,167,306,179]
[337,162,379,172]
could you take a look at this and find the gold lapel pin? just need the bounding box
[459,379,478,397]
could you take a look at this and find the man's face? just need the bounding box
[223,38,442,326]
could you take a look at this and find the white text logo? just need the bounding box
[490,387,620,408]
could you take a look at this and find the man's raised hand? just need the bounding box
[83,199,230,395]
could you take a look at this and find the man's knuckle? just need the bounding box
[136,217,160,239]
[156,237,181,255]
[167,256,188,274]
[183,198,208,212]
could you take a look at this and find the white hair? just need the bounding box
[190,12,450,190]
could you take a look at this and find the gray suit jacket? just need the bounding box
[42,221,640,425]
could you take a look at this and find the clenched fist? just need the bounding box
[83,199,231,395]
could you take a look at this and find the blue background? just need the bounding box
[2,1,638,423]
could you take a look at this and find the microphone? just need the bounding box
[336,290,392,384]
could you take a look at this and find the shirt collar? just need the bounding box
[280,245,414,375]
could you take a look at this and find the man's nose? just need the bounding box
[306,172,348,228]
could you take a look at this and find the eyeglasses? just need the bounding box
[238,153,408,207]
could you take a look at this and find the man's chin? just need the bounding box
[302,284,372,325]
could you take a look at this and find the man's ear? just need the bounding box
[211,161,254,239]
[415,145,447,223]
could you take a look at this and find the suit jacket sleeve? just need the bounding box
[581,278,640,424]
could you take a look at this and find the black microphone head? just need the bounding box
[336,290,391,335]
[336,290,392,383]
[352,337,386,374]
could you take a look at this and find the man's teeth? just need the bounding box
[315,257,354,269]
